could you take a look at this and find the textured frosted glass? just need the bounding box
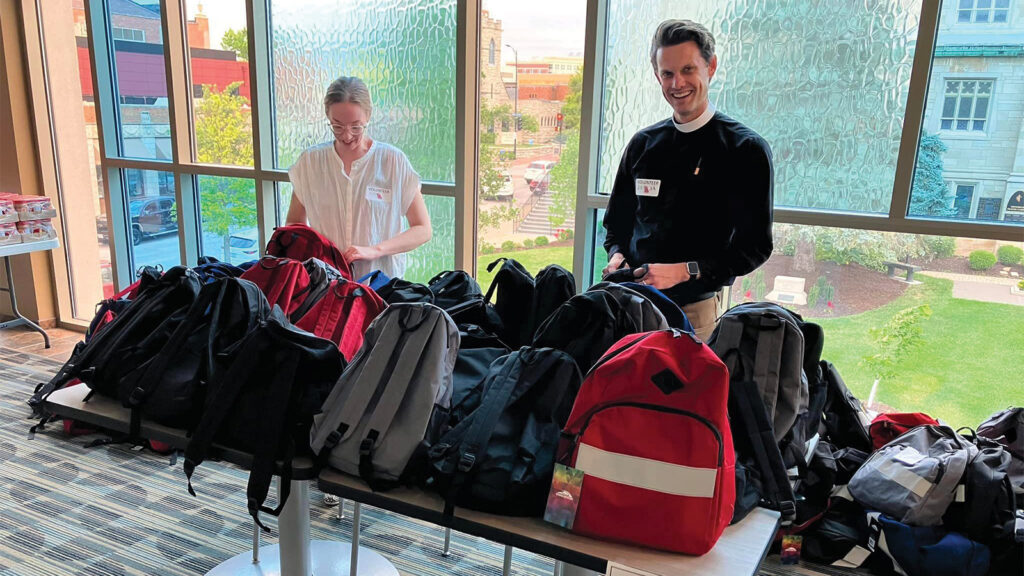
[278,182,294,226]
[601,1,922,213]
[198,176,258,265]
[271,0,457,183]
[405,195,455,283]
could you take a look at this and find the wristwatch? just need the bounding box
[686,261,700,279]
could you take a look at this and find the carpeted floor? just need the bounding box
[0,346,852,576]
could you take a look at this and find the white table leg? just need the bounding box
[350,502,361,576]
[502,545,513,576]
[442,527,452,557]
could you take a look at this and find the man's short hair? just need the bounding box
[649,19,715,70]
[323,76,373,117]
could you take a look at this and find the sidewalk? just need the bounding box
[920,270,1024,306]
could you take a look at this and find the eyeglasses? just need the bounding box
[328,123,368,136]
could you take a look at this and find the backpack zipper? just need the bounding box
[583,332,657,380]
[570,401,724,466]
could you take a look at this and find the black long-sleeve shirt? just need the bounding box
[603,112,774,306]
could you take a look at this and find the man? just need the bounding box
[602,19,774,341]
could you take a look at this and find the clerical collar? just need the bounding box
[672,104,715,133]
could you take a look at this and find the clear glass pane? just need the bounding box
[913,1,1022,223]
[995,0,1009,8]
[38,2,114,317]
[600,1,922,214]
[977,0,991,9]
[975,9,990,21]
[476,1,583,280]
[959,0,973,8]
[198,176,258,265]
[405,195,455,284]
[993,10,1007,22]
[185,1,253,167]
[270,0,457,183]
[957,9,972,22]
[941,96,957,117]
[724,224,1024,428]
[105,1,172,161]
[125,169,181,273]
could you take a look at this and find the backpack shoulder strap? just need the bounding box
[752,314,786,420]
[731,378,797,524]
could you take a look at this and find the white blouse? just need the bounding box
[288,141,421,279]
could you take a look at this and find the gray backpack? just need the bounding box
[849,425,977,526]
[977,406,1024,495]
[310,303,459,488]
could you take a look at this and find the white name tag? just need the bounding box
[635,178,661,197]
[366,186,393,203]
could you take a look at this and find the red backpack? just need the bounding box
[266,224,352,280]
[558,329,735,555]
[869,412,940,450]
[294,280,387,361]
[239,257,312,317]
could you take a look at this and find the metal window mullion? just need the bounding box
[455,0,480,275]
[572,0,608,291]
[250,0,277,244]
[161,0,199,266]
[886,0,941,230]
[83,0,132,289]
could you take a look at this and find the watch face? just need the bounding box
[687,262,700,275]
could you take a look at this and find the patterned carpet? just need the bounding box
[0,346,851,576]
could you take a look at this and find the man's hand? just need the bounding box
[343,245,383,263]
[603,252,628,277]
[635,263,690,290]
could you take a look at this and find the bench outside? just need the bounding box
[884,261,922,283]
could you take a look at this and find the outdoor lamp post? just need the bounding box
[505,43,518,159]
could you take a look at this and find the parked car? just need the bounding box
[529,172,551,195]
[129,196,176,245]
[228,229,260,263]
[524,160,556,185]
[497,170,515,202]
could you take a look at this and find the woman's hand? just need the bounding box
[343,245,384,262]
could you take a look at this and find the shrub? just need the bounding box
[501,240,517,252]
[996,245,1023,266]
[556,228,574,241]
[535,236,549,246]
[522,238,534,249]
[922,235,956,259]
[807,275,835,308]
[1019,278,1024,291]
[479,241,496,255]
[969,250,997,271]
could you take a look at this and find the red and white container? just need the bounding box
[13,196,56,221]
[0,197,16,224]
[0,222,21,246]
[16,218,56,242]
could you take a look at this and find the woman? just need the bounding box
[287,76,432,281]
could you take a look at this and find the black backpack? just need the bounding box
[532,290,627,373]
[945,430,1018,545]
[30,266,202,410]
[377,277,434,305]
[532,263,575,330]
[819,360,872,452]
[483,258,535,348]
[119,278,271,435]
[184,305,344,531]
[427,270,482,310]
[194,256,246,284]
[425,347,581,517]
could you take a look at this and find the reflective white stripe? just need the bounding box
[876,458,933,498]
[575,443,718,498]
[833,545,870,568]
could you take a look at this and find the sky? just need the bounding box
[181,0,588,64]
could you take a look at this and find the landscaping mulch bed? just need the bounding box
[728,255,908,318]
[907,256,1023,279]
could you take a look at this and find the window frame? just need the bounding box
[956,0,1011,23]
[20,0,1022,329]
[939,78,994,134]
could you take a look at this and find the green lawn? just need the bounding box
[815,276,1024,428]
[475,245,574,288]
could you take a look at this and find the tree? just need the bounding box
[547,69,584,229]
[860,304,932,408]
[908,132,954,218]
[220,28,248,61]
[479,147,509,201]
[193,82,256,261]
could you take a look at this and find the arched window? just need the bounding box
[488,39,495,65]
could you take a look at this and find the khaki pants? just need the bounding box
[682,291,722,342]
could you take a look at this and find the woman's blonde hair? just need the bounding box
[323,76,373,117]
